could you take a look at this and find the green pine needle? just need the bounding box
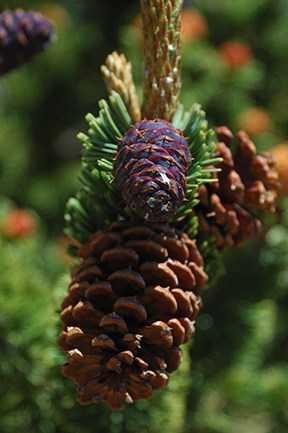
[64,92,132,243]
[171,103,220,228]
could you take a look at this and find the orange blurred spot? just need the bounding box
[1,209,37,239]
[40,2,71,29]
[181,10,208,42]
[237,108,271,135]
[219,41,253,69]
[270,144,288,197]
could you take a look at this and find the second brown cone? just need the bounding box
[195,126,280,250]
[58,221,207,410]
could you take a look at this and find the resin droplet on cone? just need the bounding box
[58,221,207,410]
[114,119,191,223]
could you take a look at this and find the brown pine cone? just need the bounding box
[58,221,207,410]
[195,126,279,249]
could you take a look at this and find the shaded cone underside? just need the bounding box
[59,221,207,410]
[114,119,191,223]
[196,127,280,249]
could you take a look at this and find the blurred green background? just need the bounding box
[0,0,288,432]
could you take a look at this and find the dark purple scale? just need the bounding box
[114,119,192,223]
[0,9,54,76]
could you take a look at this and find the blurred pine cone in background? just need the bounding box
[114,119,191,223]
[195,126,280,249]
[58,221,207,410]
[0,9,54,76]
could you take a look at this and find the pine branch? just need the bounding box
[140,0,183,121]
[101,51,141,123]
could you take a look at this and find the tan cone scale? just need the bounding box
[196,126,280,249]
[58,221,207,410]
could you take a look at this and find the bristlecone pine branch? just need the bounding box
[58,222,207,410]
[101,51,141,123]
[195,126,280,249]
[140,0,183,121]
[59,0,280,413]
[0,9,54,76]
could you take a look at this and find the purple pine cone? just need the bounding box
[114,119,191,223]
[0,9,54,76]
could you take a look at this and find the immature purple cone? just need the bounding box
[114,119,191,223]
[0,9,54,76]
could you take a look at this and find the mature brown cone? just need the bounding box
[58,221,207,410]
[195,126,280,249]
